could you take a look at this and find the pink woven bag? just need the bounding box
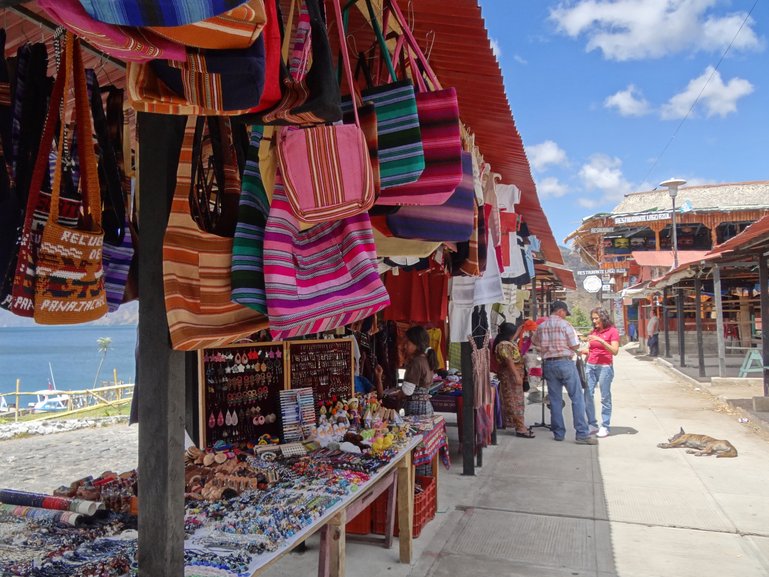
[275,0,375,223]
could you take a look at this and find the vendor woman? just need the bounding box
[401,326,439,417]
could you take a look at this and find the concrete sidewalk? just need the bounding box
[274,349,769,577]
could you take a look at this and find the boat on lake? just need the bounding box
[28,390,70,413]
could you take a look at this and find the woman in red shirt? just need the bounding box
[583,307,620,438]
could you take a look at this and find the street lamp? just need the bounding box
[659,178,687,269]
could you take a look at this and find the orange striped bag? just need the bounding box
[33,34,108,324]
[148,0,266,50]
[163,118,268,351]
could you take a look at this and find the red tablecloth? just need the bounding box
[406,415,450,469]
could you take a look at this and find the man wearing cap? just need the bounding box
[532,301,596,445]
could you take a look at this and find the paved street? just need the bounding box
[2,350,769,577]
[0,422,139,492]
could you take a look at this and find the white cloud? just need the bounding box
[513,54,528,65]
[661,66,754,119]
[490,38,502,59]
[537,177,569,198]
[578,154,634,203]
[549,0,764,61]
[577,197,602,209]
[604,84,651,116]
[527,140,568,172]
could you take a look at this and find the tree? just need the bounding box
[92,337,113,389]
[570,306,591,334]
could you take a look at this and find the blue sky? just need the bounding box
[480,0,767,246]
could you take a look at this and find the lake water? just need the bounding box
[0,325,137,401]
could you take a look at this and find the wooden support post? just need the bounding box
[328,511,347,577]
[460,342,475,476]
[530,280,538,320]
[662,287,670,358]
[677,286,686,367]
[384,477,397,549]
[136,113,187,577]
[759,255,769,397]
[738,292,752,350]
[713,265,727,377]
[694,275,706,378]
[397,450,414,563]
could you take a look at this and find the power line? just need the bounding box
[642,0,759,186]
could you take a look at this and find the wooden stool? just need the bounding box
[738,349,764,378]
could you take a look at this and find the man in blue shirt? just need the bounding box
[354,363,384,396]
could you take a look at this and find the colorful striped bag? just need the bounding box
[86,72,134,312]
[230,126,270,314]
[78,0,244,26]
[373,1,462,206]
[148,0,267,50]
[130,36,267,115]
[248,0,342,126]
[263,172,390,340]
[38,0,185,63]
[163,119,268,351]
[275,0,374,224]
[386,151,475,241]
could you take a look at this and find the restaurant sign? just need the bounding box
[614,212,671,225]
[590,227,615,234]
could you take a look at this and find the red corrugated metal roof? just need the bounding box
[404,1,564,269]
[3,4,125,88]
[707,214,769,257]
[631,250,710,268]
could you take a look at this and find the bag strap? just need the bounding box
[49,33,101,232]
[21,37,67,239]
[189,117,240,236]
[383,0,442,90]
[332,0,361,126]
[341,0,397,86]
[392,34,427,93]
[354,51,374,88]
[46,33,72,230]
[281,0,299,61]
[87,70,126,243]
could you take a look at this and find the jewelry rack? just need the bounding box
[198,342,287,449]
[286,339,355,420]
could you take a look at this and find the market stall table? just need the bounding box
[185,436,423,577]
[430,380,500,449]
[407,415,450,496]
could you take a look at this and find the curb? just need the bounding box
[649,356,769,440]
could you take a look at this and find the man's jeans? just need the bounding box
[543,359,589,440]
[647,333,659,356]
[584,363,614,429]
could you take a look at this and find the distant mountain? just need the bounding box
[0,301,138,328]
[559,244,603,315]
[559,245,585,272]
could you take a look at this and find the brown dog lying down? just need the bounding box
[657,427,738,458]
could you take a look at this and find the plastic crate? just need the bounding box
[345,503,372,535]
[371,475,436,539]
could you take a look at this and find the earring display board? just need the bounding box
[198,342,287,449]
[286,339,355,419]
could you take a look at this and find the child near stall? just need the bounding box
[399,325,439,476]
